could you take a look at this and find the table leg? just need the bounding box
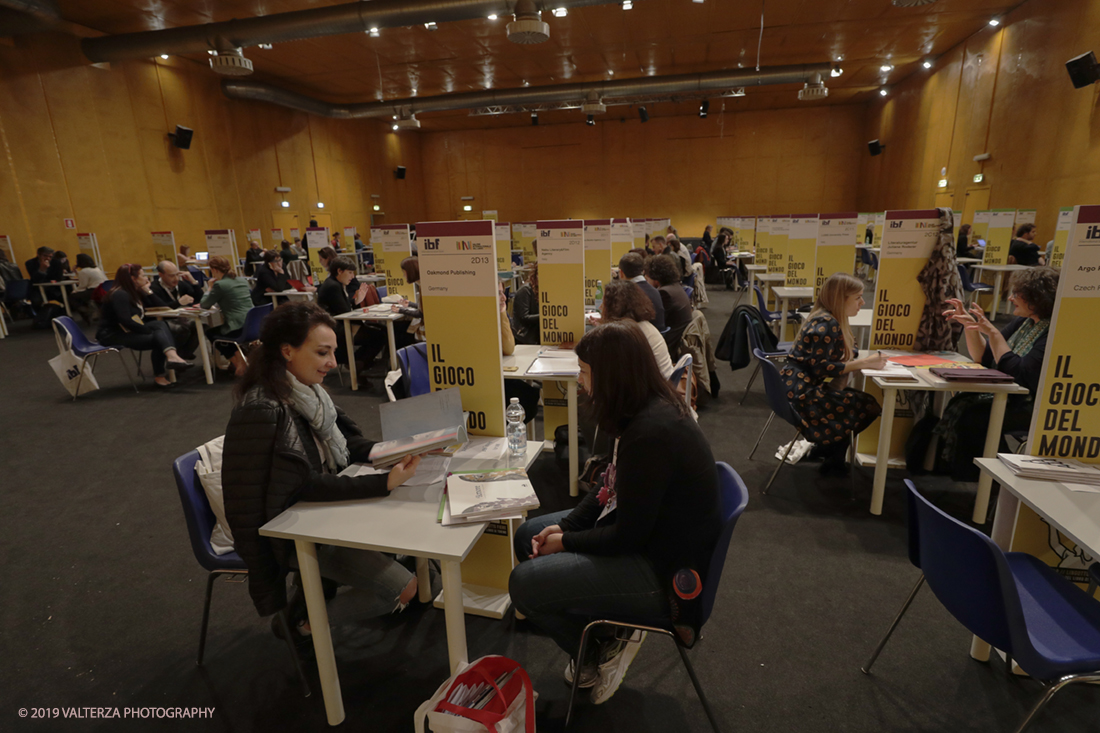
[991,271,1004,317]
[386,320,398,372]
[195,320,214,385]
[295,539,345,726]
[567,380,578,497]
[344,319,358,391]
[972,392,1008,524]
[60,285,72,317]
[441,558,469,675]
[870,388,898,515]
[415,557,433,603]
[780,296,790,339]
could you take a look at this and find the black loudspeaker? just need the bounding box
[868,139,885,156]
[1066,51,1100,89]
[394,166,406,179]
[169,125,193,149]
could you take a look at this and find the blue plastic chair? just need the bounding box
[683,285,694,301]
[172,450,310,696]
[747,346,805,494]
[52,316,139,399]
[752,284,795,324]
[4,278,35,317]
[213,303,272,363]
[377,285,387,298]
[1088,563,1099,598]
[187,266,206,288]
[565,462,750,732]
[397,342,430,397]
[669,352,693,408]
[739,312,793,406]
[511,253,524,268]
[862,480,1100,733]
[958,264,994,306]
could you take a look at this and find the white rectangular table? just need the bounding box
[970,456,1100,662]
[772,285,813,337]
[334,309,404,390]
[865,353,1028,519]
[260,440,544,726]
[266,289,316,304]
[972,263,1026,316]
[34,279,79,316]
[146,307,224,385]
[504,344,580,496]
[744,264,767,295]
[755,272,785,309]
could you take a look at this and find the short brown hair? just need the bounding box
[1015,223,1036,238]
[575,320,688,434]
[644,253,680,287]
[400,255,420,284]
[1010,266,1059,320]
[601,280,655,323]
[262,250,281,265]
[328,256,356,279]
[618,252,644,279]
[209,255,236,278]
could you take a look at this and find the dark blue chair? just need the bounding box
[4,278,35,318]
[212,303,272,363]
[958,263,993,306]
[683,285,694,301]
[511,253,524,268]
[747,346,804,494]
[669,353,693,408]
[172,450,310,696]
[753,284,796,325]
[565,462,750,732]
[187,266,206,288]
[1088,563,1099,598]
[377,285,387,298]
[397,342,430,397]
[739,312,793,406]
[52,316,139,399]
[862,480,1100,733]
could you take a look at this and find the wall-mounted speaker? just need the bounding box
[1066,51,1100,89]
[868,139,885,156]
[394,166,406,179]
[169,125,193,149]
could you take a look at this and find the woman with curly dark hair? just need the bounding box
[936,266,1060,479]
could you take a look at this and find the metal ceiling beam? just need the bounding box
[80,0,622,63]
[221,64,835,120]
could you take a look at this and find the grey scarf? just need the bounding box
[286,373,349,472]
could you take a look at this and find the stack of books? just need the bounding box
[440,468,539,526]
[998,453,1100,487]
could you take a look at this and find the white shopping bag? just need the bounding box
[49,350,99,397]
[415,655,536,733]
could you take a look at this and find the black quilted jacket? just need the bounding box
[222,386,389,616]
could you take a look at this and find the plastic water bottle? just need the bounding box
[594,280,604,311]
[506,398,526,458]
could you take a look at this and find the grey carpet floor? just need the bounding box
[0,286,1094,733]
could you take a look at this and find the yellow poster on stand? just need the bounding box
[971,210,992,243]
[1014,209,1036,228]
[983,209,1016,266]
[651,218,670,240]
[270,228,284,243]
[482,210,498,222]
[857,213,873,245]
[611,218,633,265]
[1050,207,1073,269]
[152,231,176,267]
[371,224,415,299]
[494,221,511,274]
[716,217,736,244]
[76,233,102,270]
[755,217,772,271]
[538,220,585,440]
[871,213,886,247]
[583,219,611,305]
[418,220,505,438]
[632,219,649,250]
[1011,204,1100,588]
[514,222,537,266]
[785,215,818,288]
[743,217,757,252]
[815,213,858,297]
[205,229,237,264]
[303,227,328,284]
[767,216,790,276]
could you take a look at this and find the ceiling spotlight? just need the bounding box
[373,204,381,211]
[831,67,843,77]
[317,202,325,209]
[692,0,705,3]
[368,27,380,36]
[392,124,399,131]
[586,114,594,126]
[622,0,633,8]
[258,43,273,50]
[699,100,709,118]
[989,18,1000,27]
[207,49,216,55]
[488,14,498,20]
[880,64,894,72]
[424,22,437,30]
[638,106,649,122]
[280,201,290,208]
[463,205,473,211]
[879,88,889,96]
[922,60,933,69]
[552,7,568,17]
[532,112,539,126]
[608,70,614,76]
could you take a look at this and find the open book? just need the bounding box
[446,468,539,522]
[368,424,467,469]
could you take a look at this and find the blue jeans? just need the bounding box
[290,545,414,621]
[508,510,668,662]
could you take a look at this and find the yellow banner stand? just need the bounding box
[583,220,611,306]
[858,209,941,459]
[785,215,817,287]
[716,216,735,242]
[494,221,511,274]
[152,231,176,267]
[871,213,886,247]
[983,209,1016,266]
[1010,204,1100,591]
[302,227,328,284]
[815,213,858,297]
[1050,207,1073,269]
[755,217,772,271]
[205,229,238,265]
[270,228,284,244]
[371,224,415,299]
[742,217,757,252]
[767,216,789,275]
[1014,209,1036,228]
[971,210,992,243]
[857,213,872,245]
[538,219,585,441]
[76,233,103,271]
[632,218,649,250]
[514,222,538,265]
[610,218,633,265]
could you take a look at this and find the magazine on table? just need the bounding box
[445,468,539,521]
[368,424,467,469]
[997,453,1100,486]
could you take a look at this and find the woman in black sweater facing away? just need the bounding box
[509,320,721,705]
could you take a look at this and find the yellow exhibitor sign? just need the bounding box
[983,209,1016,267]
[495,222,511,273]
[871,213,885,247]
[513,222,537,266]
[869,209,941,350]
[583,220,611,306]
[417,220,505,437]
[815,213,858,297]
[538,219,585,442]
[785,215,818,287]
[610,218,633,265]
[152,231,176,267]
[971,210,992,243]
[632,219,648,250]
[766,216,789,276]
[1050,207,1073,269]
[370,224,415,299]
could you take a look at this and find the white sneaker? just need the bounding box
[563,658,599,689]
[591,631,647,704]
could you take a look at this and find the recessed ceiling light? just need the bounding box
[879,88,889,97]
[368,27,380,36]
[280,201,290,208]
[622,0,633,8]
[487,14,497,20]
[552,7,567,17]
[424,22,437,30]
[880,64,894,72]
[258,43,273,50]
[608,70,614,76]
[922,60,933,69]
[160,54,169,60]
[989,18,1000,26]
[392,124,399,131]
[831,67,843,77]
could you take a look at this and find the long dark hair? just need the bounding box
[235,302,338,403]
[575,320,687,434]
[111,263,145,305]
[401,255,420,284]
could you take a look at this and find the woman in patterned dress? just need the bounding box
[779,273,888,474]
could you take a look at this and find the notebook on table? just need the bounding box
[928,368,1015,383]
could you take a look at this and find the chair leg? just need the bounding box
[72,353,91,402]
[1013,672,1100,733]
[861,574,925,674]
[762,426,801,495]
[198,571,217,665]
[565,621,600,728]
[115,350,140,393]
[676,644,722,733]
[748,413,775,460]
[276,610,312,698]
[739,363,761,405]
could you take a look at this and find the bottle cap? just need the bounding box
[509,397,519,403]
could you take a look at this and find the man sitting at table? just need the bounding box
[151,260,201,358]
[25,246,53,307]
[618,252,665,331]
[1008,223,1045,266]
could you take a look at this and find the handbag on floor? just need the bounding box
[49,349,99,397]
[414,655,536,733]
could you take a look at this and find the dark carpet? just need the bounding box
[1,287,1094,733]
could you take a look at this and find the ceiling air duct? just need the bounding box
[891,0,936,6]
[507,0,550,45]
